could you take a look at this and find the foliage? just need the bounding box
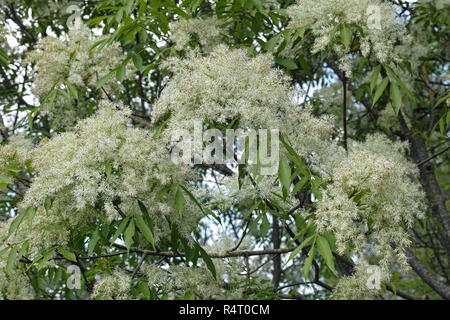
[0,0,448,300]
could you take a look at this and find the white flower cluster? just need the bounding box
[0,221,35,300]
[18,102,199,252]
[154,45,294,134]
[286,0,410,77]
[24,20,132,127]
[284,106,343,178]
[169,16,224,53]
[316,134,426,272]
[331,260,390,299]
[141,236,269,299]
[154,44,340,169]
[92,269,131,300]
[0,133,33,168]
[0,264,35,300]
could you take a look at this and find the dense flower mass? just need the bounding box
[140,236,270,299]
[1,0,444,301]
[92,270,131,300]
[286,0,412,77]
[154,45,294,132]
[17,102,199,253]
[154,44,339,171]
[331,260,390,299]
[316,134,426,273]
[24,20,132,127]
[169,16,224,53]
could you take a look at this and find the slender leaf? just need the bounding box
[317,235,337,275]
[372,77,389,106]
[135,215,155,249]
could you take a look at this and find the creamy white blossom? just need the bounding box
[286,0,414,77]
[17,102,200,253]
[92,269,131,300]
[316,134,426,272]
[169,16,224,53]
[24,20,133,127]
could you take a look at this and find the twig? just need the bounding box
[416,145,450,167]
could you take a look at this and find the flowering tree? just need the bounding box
[0,0,449,300]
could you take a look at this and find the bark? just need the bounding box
[397,111,450,261]
[406,249,450,300]
[272,216,281,288]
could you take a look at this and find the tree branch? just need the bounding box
[405,249,450,300]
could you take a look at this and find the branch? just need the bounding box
[416,145,450,167]
[206,163,234,176]
[405,249,450,300]
[112,243,296,258]
[326,58,377,119]
[5,4,37,43]
[397,110,450,260]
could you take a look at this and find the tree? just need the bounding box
[0,0,448,300]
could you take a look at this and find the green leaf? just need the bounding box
[135,215,155,249]
[124,219,135,250]
[297,56,312,79]
[292,177,309,195]
[0,174,12,185]
[110,216,130,244]
[275,58,298,70]
[27,207,37,228]
[182,239,198,264]
[105,163,112,180]
[58,248,77,262]
[44,197,53,215]
[17,240,29,262]
[260,213,270,239]
[132,53,143,71]
[278,157,291,192]
[6,246,17,275]
[36,248,55,270]
[96,71,114,89]
[390,82,402,114]
[116,65,126,82]
[87,15,109,26]
[137,200,155,232]
[115,8,124,23]
[303,245,316,281]
[340,25,352,48]
[372,77,389,106]
[8,207,32,237]
[434,91,450,109]
[174,187,186,217]
[66,82,78,100]
[264,32,282,52]
[286,233,316,264]
[0,48,9,67]
[316,235,337,275]
[370,65,381,94]
[197,243,216,280]
[279,134,304,168]
[179,185,220,224]
[439,118,445,134]
[88,230,101,255]
[288,223,313,247]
